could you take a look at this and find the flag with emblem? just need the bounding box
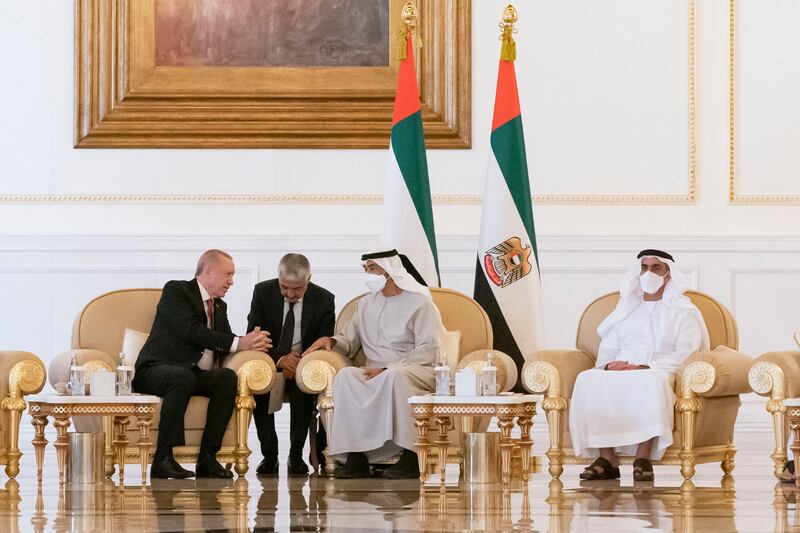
[380,3,440,286]
[474,6,545,378]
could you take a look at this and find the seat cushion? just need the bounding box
[122,328,149,368]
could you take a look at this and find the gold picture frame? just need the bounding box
[728,0,800,204]
[74,0,471,150]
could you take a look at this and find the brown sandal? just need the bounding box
[781,460,796,484]
[633,458,654,481]
[579,457,621,480]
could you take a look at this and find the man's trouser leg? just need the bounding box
[287,379,315,461]
[192,367,238,455]
[253,391,279,461]
[133,364,196,456]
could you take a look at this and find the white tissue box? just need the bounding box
[454,369,480,396]
[90,370,116,396]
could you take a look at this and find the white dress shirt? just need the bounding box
[197,281,238,370]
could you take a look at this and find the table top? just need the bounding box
[408,393,540,405]
[27,393,161,405]
[784,398,800,408]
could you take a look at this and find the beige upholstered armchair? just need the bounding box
[48,289,276,476]
[748,334,800,478]
[295,287,518,476]
[0,351,46,479]
[522,290,753,483]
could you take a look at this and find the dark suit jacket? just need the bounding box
[246,279,335,363]
[135,278,236,373]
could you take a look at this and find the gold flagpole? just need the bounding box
[397,1,422,61]
[499,5,518,62]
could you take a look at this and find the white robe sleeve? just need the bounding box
[384,301,441,369]
[331,309,362,359]
[595,325,621,369]
[647,314,703,373]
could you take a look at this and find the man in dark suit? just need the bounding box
[134,249,271,479]
[247,253,335,476]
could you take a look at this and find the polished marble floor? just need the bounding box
[0,431,795,532]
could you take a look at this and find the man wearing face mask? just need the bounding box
[303,249,445,479]
[568,249,709,482]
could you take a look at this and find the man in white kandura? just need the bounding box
[303,249,444,479]
[569,249,709,482]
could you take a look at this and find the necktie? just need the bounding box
[204,298,221,368]
[205,298,215,328]
[277,301,296,357]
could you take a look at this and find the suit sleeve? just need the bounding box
[246,286,265,334]
[159,282,236,353]
[215,300,238,353]
[318,293,336,338]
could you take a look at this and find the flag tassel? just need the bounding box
[499,4,518,62]
[397,1,421,61]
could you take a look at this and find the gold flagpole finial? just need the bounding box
[398,1,421,61]
[499,4,518,62]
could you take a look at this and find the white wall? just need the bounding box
[2,0,799,438]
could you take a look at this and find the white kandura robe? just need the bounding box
[328,290,443,462]
[569,300,703,460]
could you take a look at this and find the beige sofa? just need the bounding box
[48,289,276,476]
[522,290,753,483]
[294,287,518,476]
[0,351,46,479]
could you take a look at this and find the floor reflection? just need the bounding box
[0,446,797,532]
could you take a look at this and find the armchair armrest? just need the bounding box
[0,351,47,401]
[521,350,596,399]
[456,349,518,393]
[295,350,353,395]
[49,349,116,393]
[681,346,753,398]
[224,351,277,396]
[750,350,800,399]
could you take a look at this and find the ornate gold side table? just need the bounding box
[784,398,800,487]
[27,394,161,484]
[408,394,538,485]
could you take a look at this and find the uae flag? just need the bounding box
[380,30,440,287]
[473,30,545,377]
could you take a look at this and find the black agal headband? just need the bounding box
[637,249,674,262]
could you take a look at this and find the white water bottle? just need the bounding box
[116,352,134,396]
[434,345,451,396]
[481,351,497,396]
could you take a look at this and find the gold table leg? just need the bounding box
[53,415,71,484]
[517,413,534,481]
[114,416,130,484]
[433,416,452,485]
[790,420,800,488]
[497,414,515,485]
[103,416,116,478]
[31,415,49,484]
[413,411,432,484]
[137,415,154,483]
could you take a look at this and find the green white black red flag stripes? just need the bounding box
[380,34,440,287]
[473,55,545,376]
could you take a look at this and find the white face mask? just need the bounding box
[639,271,666,295]
[364,273,387,293]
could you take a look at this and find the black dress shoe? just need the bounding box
[151,457,195,479]
[196,457,234,479]
[256,458,279,476]
[287,458,309,476]
[336,452,371,479]
[383,449,420,479]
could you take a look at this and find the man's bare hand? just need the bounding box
[279,353,302,374]
[623,364,650,370]
[362,367,384,380]
[302,336,336,356]
[605,361,628,371]
[239,327,272,352]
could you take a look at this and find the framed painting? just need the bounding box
[74,0,471,148]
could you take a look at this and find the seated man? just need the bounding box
[304,249,444,479]
[247,253,335,476]
[134,249,271,479]
[569,249,709,482]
